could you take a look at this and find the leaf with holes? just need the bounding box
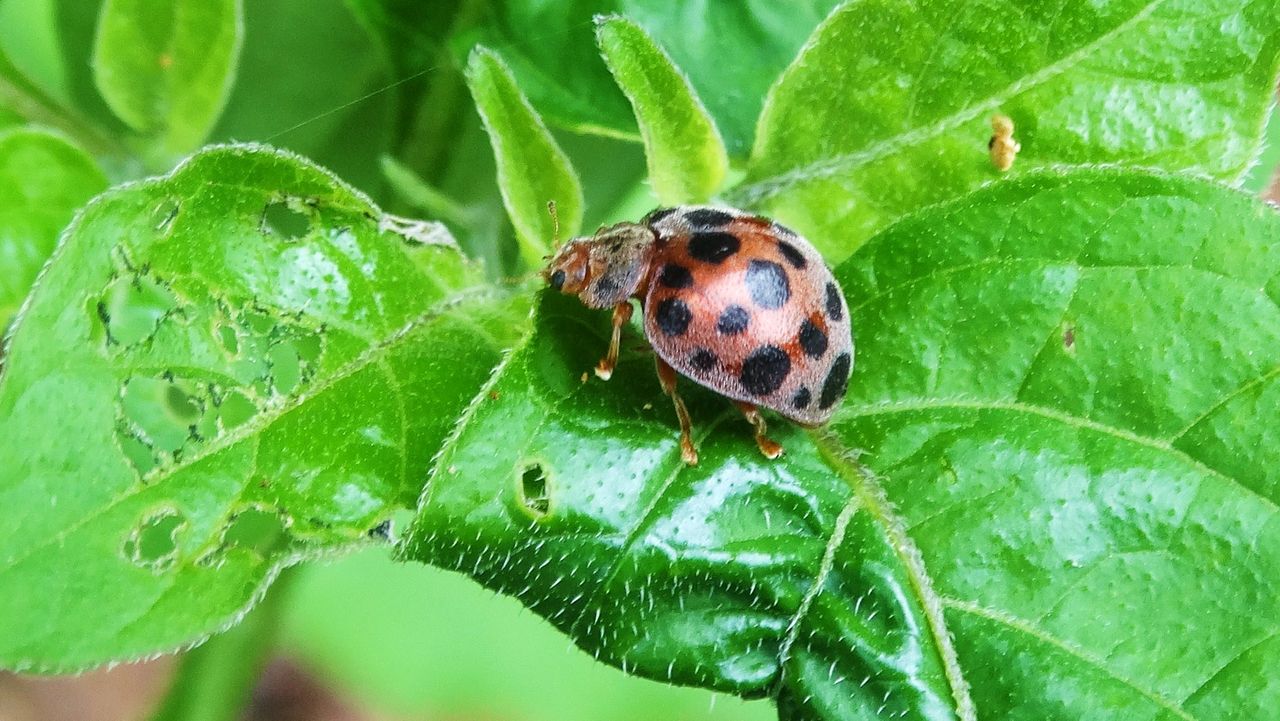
[93,0,243,161]
[0,144,529,672]
[734,0,1280,261]
[0,128,107,329]
[403,170,1280,720]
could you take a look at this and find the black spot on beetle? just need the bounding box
[659,263,693,289]
[549,269,565,290]
[740,345,790,396]
[746,260,790,309]
[792,387,812,409]
[656,298,692,336]
[825,282,843,321]
[777,240,807,269]
[688,232,740,263]
[716,305,749,335]
[684,208,735,228]
[818,353,851,409]
[690,348,718,371]
[799,319,828,358]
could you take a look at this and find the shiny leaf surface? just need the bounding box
[93,0,243,159]
[0,128,106,328]
[736,0,1280,260]
[0,144,527,672]
[466,46,583,268]
[405,170,1280,720]
[596,15,727,205]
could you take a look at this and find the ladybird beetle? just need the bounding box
[542,205,854,465]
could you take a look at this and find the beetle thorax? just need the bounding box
[545,222,657,309]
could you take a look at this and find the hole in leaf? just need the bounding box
[152,198,180,233]
[118,431,157,476]
[216,389,257,429]
[215,322,239,356]
[517,462,552,519]
[119,375,220,463]
[98,274,179,347]
[268,342,303,395]
[222,508,287,556]
[262,199,313,240]
[124,508,185,570]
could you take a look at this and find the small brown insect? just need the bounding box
[543,205,854,465]
[989,114,1021,171]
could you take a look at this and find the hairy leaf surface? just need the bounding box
[0,145,527,671]
[466,46,583,269]
[405,171,1280,720]
[596,16,727,205]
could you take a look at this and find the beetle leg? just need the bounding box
[734,401,783,459]
[594,302,633,380]
[655,357,698,465]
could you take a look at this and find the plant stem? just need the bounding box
[146,567,299,721]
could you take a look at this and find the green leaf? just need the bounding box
[92,0,243,159]
[404,170,1280,719]
[0,144,528,672]
[736,0,1280,259]
[466,46,583,269]
[461,0,843,156]
[836,171,1280,720]
[0,128,107,329]
[596,15,727,205]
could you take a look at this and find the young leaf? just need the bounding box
[404,170,1280,719]
[0,128,107,329]
[0,144,528,672]
[737,0,1280,259]
[596,15,728,205]
[92,0,243,160]
[466,46,583,268]
[463,0,844,156]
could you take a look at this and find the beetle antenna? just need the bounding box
[547,200,560,248]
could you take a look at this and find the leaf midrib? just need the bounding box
[732,0,1165,204]
[808,429,977,721]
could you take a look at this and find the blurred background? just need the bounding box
[0,0,776,718]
